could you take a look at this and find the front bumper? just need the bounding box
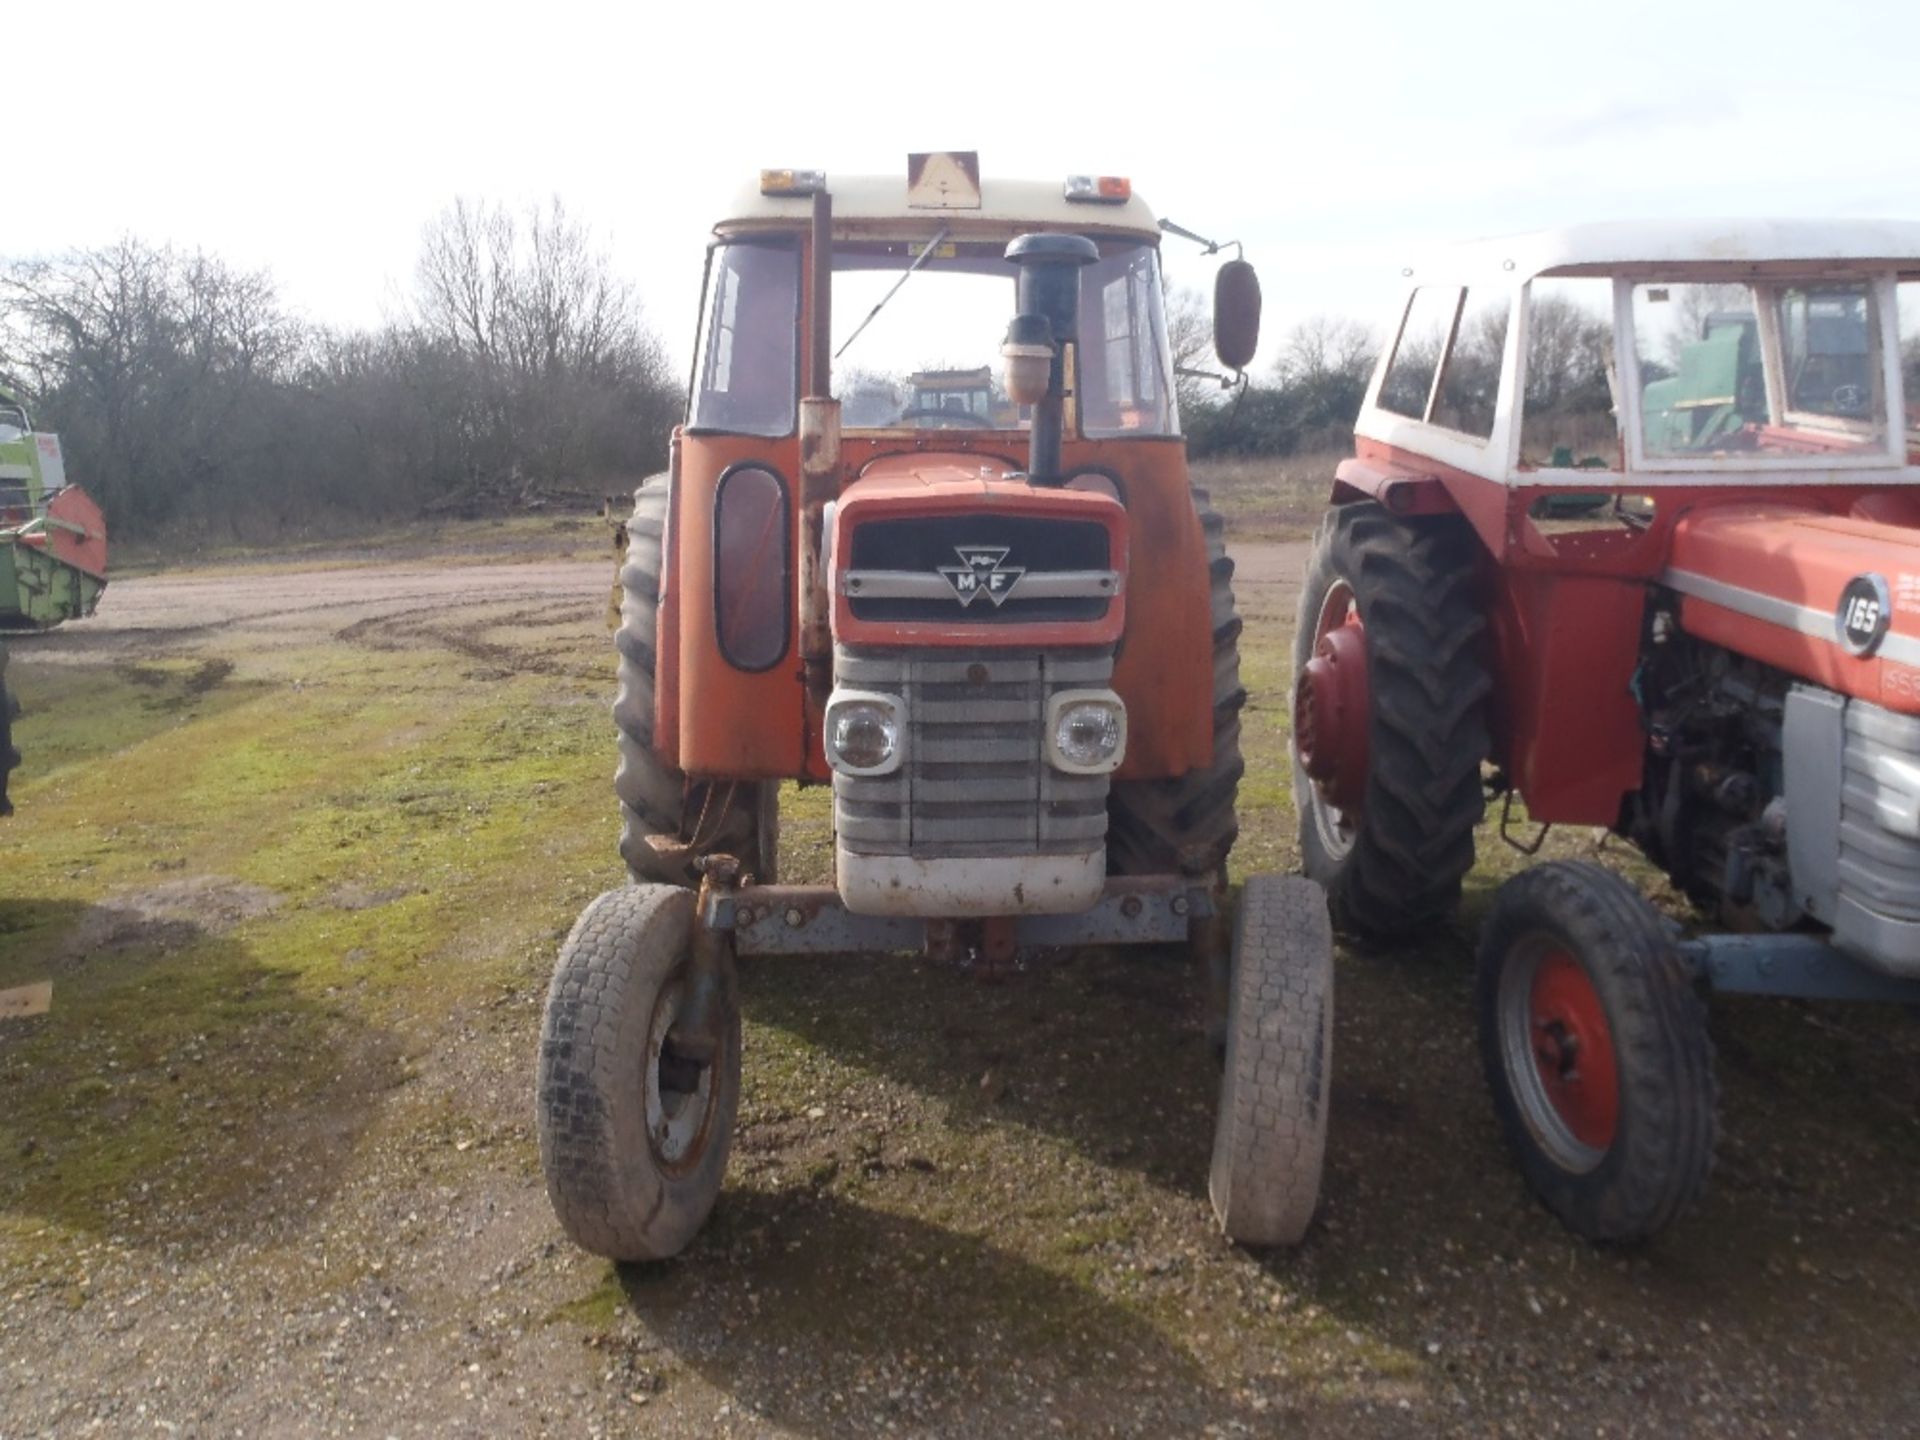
[836,847,1105,917]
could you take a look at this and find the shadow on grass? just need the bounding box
[615,1189,1229,1435]
[0,897,400,1259]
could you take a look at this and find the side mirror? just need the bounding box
[1213,259,1262,373]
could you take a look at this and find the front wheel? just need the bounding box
[1209,874,1333,1246]
[537,885,740,1260]
[1476,862,1716,1242]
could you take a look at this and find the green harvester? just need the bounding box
[1,385,108,813]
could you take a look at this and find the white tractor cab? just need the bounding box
[1350,218,1920,489]
[1296,219,1920,1240]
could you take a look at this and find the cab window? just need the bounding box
[1378,287,1460,419]
[1519,277,1620,470]
[1078,243,1179,438]
[690,241,800,437]
[1899,277,1919,440]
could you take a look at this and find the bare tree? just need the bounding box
[1275,315,1376,390]
[0,240,300,530]
[411,198,676,506]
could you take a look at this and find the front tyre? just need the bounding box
[1209,874,1333,1246]
[537,885,740,1261]
[1476,862,1716,1242]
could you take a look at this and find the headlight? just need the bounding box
[1046,690,1126,774]
[824,691,906,776]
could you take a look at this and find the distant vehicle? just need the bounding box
[1,386,109,812]
[901,366,1023,428]
[1293,219,1920,1241]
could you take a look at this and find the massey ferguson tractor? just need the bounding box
[1292,219,1920,1240]
[538,156,1334,1260]
[0,386,109,814]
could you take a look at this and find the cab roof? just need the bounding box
[1409,218,1920,286]
[714,175,1162,242]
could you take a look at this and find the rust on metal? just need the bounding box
[675,855,744,1065]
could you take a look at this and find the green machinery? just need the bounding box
[1,386,108,813]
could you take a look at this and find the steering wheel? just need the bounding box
[899,406,995,430]
[1831,383,1867,416]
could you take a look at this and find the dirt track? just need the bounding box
[21,541,1309,657]
[6,536,1920,1438]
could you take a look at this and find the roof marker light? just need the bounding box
[1065,175,1131,204]
[761,168,826,197]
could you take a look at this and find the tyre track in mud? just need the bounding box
[25,543,1307,680]
[17,560,620,680]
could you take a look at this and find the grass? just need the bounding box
[1190,450,1347,541]
[0,604,624,1254]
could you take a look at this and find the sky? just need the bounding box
[16,0,1920,374]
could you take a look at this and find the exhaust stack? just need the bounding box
[1001,233,1099,486]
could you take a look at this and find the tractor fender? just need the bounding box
[1330,457,1458,519]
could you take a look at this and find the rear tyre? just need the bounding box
[1209,874,1333,1246]
[615,476,777,886]
[1292,501,1489,940]
[537,885,740,1261]
[1107,488,1245,879]
[1476,862,1716,1242]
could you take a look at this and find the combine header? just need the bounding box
[1,387,108,812]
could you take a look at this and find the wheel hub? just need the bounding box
[1293,594,1370,817]
[1526,953,1620,1152]
[645,978,720,1173]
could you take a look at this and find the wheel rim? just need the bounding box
[1296,579,1366,862]
[1497,936,1619,1172]
[643,976,721,1174]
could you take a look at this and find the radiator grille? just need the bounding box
[1840,700,1920,923]
[833,646,1112,859]
[843,514,1115,625]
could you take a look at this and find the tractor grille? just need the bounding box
[1840,700,1920,924]
[833,645,1112,859]
[842,514,1117,626]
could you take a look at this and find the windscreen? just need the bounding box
[1632,279,1891,461]
[830,236,1178,437]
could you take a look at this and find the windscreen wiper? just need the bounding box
[833,226,952,361]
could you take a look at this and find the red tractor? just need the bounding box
[1292,221,1920,1240]
[538,156,1335,1261]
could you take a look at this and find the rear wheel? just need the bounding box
[1292,502,1489,940]
[1476,861,1716,1242]
[615,476,777,886]
[1209,873,1333,1246]
[1107,488,1245,879]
